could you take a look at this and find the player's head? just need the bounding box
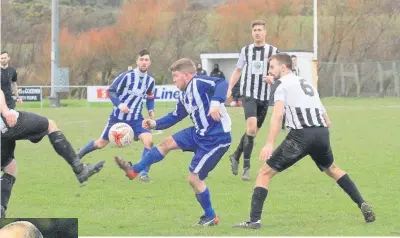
[0,221,44,238]
[251,20,267,44]
[1,51,10,67]
[291,55,297,68]
[136,49,151,73]
[196,63,202,69]
[268,53,293,79]
[169,58,196,91]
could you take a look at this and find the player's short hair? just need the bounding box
[269,53,292,70]
[291,55,297,58]
[169,58,196,73]
[251,20,266,29]
[0,221,43,238]
[138,49,150,58]
[1,50,9,55]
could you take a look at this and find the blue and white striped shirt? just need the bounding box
[155,75,231,136]
[107,68,155,121]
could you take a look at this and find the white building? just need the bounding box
[200,50,315,86]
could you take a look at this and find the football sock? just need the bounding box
[1,173,16,210]
[243,134,255,168]
[250,187,268,222]
[233,133,246,161]
[195,187,216,218]
[337,174,365,207]
[79,140,98,159]
[48,131,84,174]
[140,148,150,175]
[133,147,164,173]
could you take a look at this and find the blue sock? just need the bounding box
[79,140,97,158]
[195,187,216,218]
[140,148,151,176]
[133,147,164,173]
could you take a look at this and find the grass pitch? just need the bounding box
[6,98,400,236]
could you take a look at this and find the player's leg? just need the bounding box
[77,117,114,159]
[309,127,375,222]
[138,132,154,182]
[2,111,105,184]
[1,139,17,218]
[115,127,193,180]
[189,135,231,226]
[233,130,309,229]
[46,118,105,184]
[238,99,268,181]
[229,97,257,177]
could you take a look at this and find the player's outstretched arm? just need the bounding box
[149,100,188,130]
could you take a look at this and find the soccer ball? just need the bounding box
[108,122,134,148]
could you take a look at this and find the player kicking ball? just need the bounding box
[77,49,156,182]
[233,53,375,229]
[114,58,232,226]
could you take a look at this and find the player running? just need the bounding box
[77,49,156,182]
[232,53,375,229]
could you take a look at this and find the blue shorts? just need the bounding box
[101,116,151,141]
[172,127,231,180]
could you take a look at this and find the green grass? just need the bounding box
[6,98,400,236]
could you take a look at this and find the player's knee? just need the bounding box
[94,139,108,149]
[158,136,175,154]
[47,119,58,133]
[247,127,257,136]
[324,163,345,180]
[3,160,17,177]
[258,164,276,178]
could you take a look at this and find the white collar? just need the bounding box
[0,64,8,69]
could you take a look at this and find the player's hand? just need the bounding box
[326,120,332,128]
[16,97,23,104]
[259,143,274,163]
[208,106,221,121]
[148,111,155,120]
[263,75,274,85]
[3,110,17,127]
[118,103,129,113]
[142,119,156,130]
[226,89,233,102]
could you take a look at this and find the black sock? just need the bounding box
[243,134,255,168]
[233,133,246,160]
[1,173,16,210]
[337,174,365,207]
[250,187,268,222]
[48,131,83,174]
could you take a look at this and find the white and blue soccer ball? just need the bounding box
[108,122,134,148]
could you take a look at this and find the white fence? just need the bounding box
[318,60,400,97]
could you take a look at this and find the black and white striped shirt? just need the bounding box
[236,44,279,101]
[273,73,327,129]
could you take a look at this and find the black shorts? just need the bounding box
[1,111,49,170]
[2,111,49,142]
[267,127,334,172]
[242,97,269,128]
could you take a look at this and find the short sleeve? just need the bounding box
[274,84,285,103]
